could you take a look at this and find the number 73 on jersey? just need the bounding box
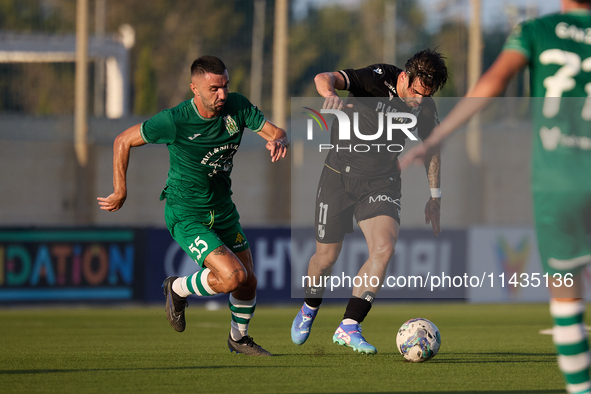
[541,48,591,120]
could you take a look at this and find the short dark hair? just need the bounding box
[405,49,449,94]
[191,55,226,77]
[573,0,591,4]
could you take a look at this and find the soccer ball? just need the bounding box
[396,318,441,362]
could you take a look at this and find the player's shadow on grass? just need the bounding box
[283,351,558,361]
[337,391,564,394]
[335,350,556,356]
[0,365,306,375]
[430,352,557,364]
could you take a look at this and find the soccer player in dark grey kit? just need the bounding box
[291,49,449,354]
[98,55,288,356]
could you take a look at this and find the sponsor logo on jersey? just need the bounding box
[540,126,561,151]
[201,143,239,177]
[224,115,239,136]
[188,133,201,140]
[540,126,591,151]
[373,67,383,75]
[374,102,419,130]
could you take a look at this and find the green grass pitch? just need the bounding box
[0,302,571,393]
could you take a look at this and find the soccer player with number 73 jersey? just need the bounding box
[400,1,591,393]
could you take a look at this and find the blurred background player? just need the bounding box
[291,49,448,354]
[97,55,288,356]
[400,1,591,392]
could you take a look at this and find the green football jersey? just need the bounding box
[503,10,591,191]
[140,93,266,212]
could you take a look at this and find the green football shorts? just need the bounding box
[164,202,250,267]
[533,191,591,276]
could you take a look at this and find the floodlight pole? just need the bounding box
[251,0,266,108]
[383,0,397,65]
[466,0,482,166]
[465,0,485,224]
[269,0,289,224]
[272,0,287,129]
[467,0,482,91]
[74,0,94,224]
[94,0,106,117]
[75,0,89,167]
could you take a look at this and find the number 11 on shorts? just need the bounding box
[318,203,328,225]
[318,203,328,240]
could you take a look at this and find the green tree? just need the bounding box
[106,0,252,112]
[288,0,430,98]
[0,0,64,32]
[0,0,75,114]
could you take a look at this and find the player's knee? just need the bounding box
[369,243,395,263]
[221,268,248,293]
[313,250,340,271]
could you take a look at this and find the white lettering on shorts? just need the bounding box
[368,195,401,207]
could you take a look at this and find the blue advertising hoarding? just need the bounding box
[144,227,467,303]
[0,229,140,302]
[0,227,468,303]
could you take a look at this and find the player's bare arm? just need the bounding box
[424,152,441,236]
[257,120,289,162]
[97,123,146,212]
[314,72,352,110]
[399,50,528,169]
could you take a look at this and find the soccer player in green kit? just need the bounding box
[98,56,288,356]
[400,1,591,392]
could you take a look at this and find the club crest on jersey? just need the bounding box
[224,115,239,136]
[384,81,396,95]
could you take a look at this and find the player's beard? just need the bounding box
[214,99,226,112]
[204,98,225,115]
